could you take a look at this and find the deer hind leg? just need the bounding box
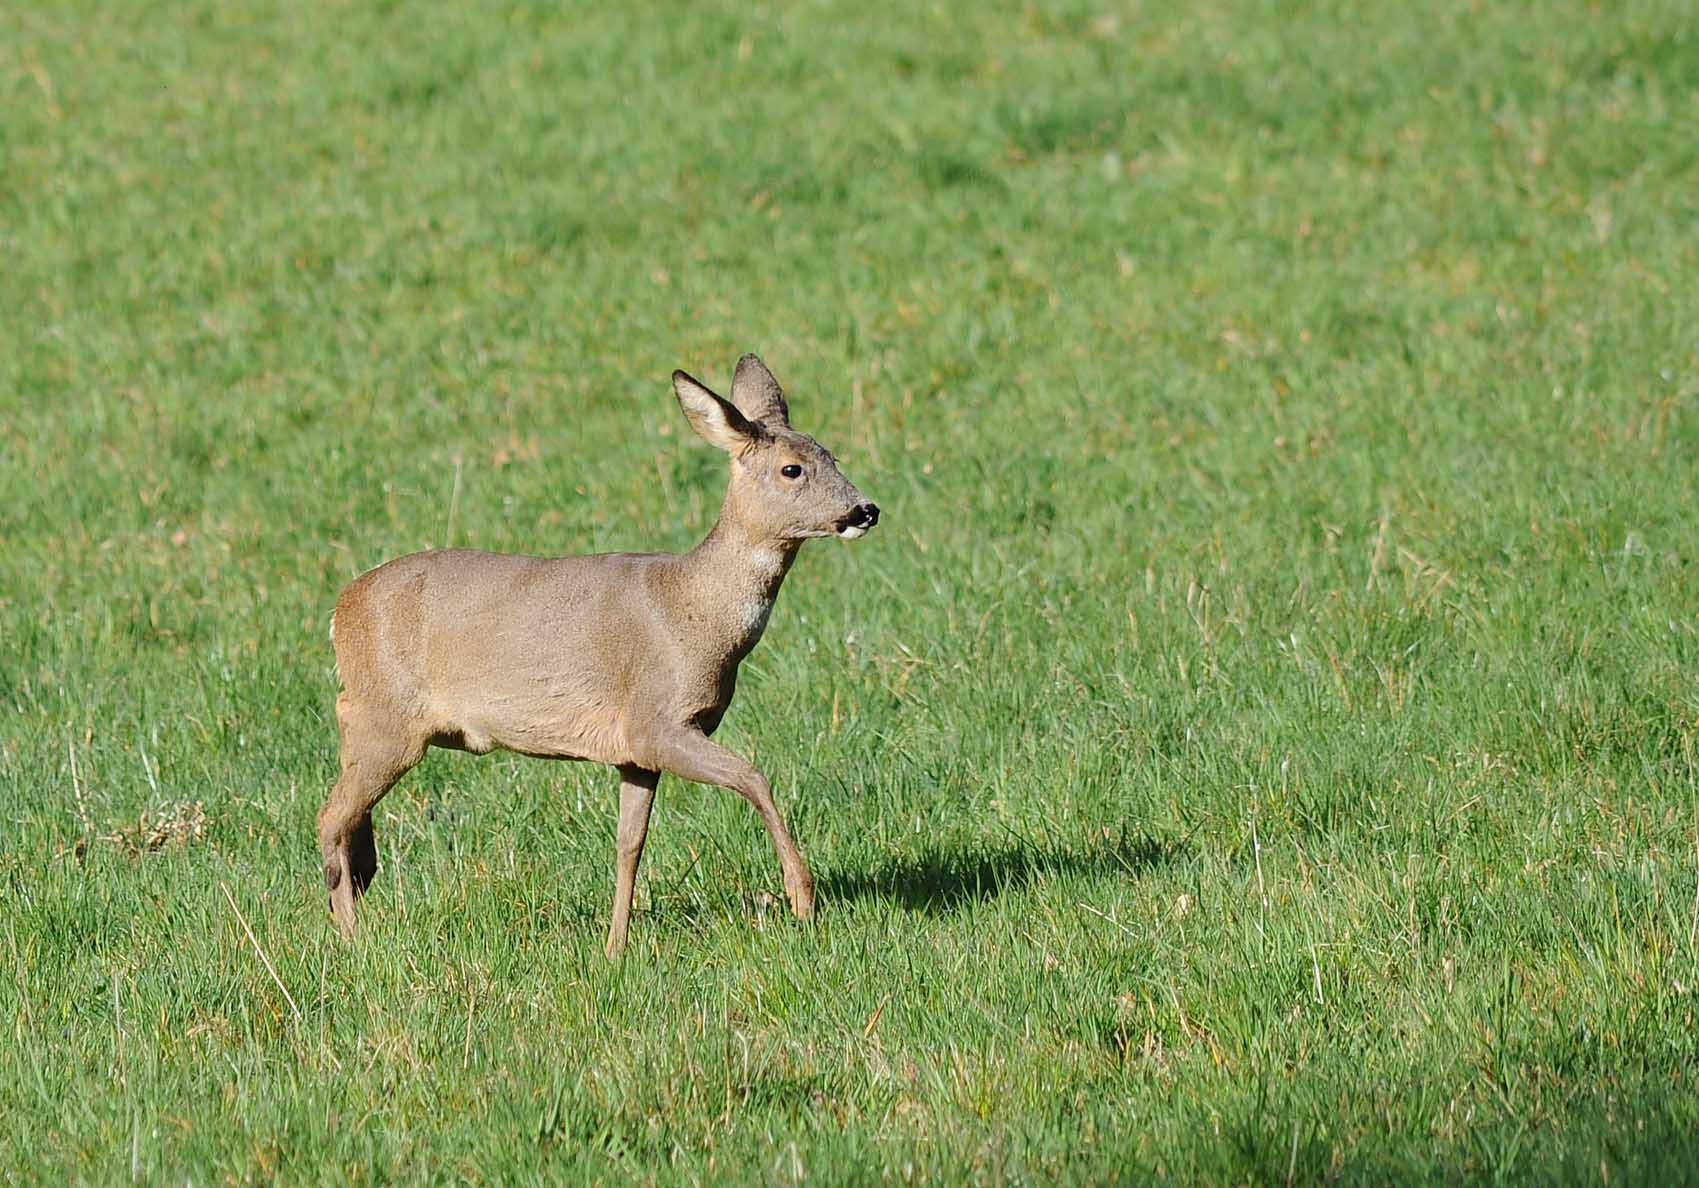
[318,693,425,936]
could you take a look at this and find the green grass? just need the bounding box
[4,0,1699,1181]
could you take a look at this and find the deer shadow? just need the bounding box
[817,827,1180,915]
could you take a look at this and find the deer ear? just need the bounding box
[673,370,759,452]
[730,353,790,427]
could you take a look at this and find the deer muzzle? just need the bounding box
[836,502,880,539]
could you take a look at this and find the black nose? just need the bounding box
[854,502,880,528]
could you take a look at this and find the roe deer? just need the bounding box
[319,354,879,956]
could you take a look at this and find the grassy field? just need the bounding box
[4,0,1699,1181]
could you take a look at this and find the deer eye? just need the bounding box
[780,464,804,479]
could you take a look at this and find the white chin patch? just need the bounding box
[837,525,868,539]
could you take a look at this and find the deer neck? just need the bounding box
[684,507,800,622]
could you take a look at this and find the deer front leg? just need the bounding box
[648,729,815,920]
[606,765,659,959]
